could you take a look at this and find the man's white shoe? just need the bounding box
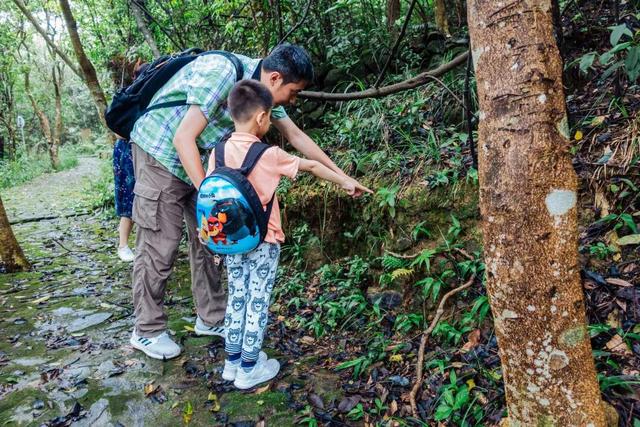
[130,330,181,360]
[194,316,225,337]
[233,357,280,390]
[117,246,135,262]
[222,352,268,381]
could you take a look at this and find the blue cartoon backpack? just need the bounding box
[196,140,274,255]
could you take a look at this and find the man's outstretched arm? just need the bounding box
[273,116,372,197]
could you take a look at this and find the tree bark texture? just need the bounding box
[58,0,111,141]
[128,0,161,58]
[434,0,450,35]
[467,1,607,425]
[0,195,30,273]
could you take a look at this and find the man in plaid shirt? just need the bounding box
[128,44,370,359]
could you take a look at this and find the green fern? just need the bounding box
[382,255,405,270]
[390,268,414,280]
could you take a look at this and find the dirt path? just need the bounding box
[0,158,330,426]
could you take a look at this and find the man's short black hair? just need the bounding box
[228,80,274,123]
[263,43,314,84]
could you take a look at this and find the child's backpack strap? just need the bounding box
[240,143,276,222]
[214,139,227,168]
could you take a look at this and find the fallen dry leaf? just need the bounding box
[605,334,633,356]
[605,278,633,287]
[255,384,271,394]
[461,329,481,353]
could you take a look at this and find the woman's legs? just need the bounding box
[118,216,134,248]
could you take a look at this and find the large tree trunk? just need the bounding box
[467,1,608,425]
[128,0,161,58]
[0,196,30,273]
[58,0,113,143]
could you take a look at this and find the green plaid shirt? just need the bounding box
[130,53,287,183]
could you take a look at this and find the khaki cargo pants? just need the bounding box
[131,143,225,337]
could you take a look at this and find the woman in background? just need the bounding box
[113,61,148,261]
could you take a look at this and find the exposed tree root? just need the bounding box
[409,275,476,417]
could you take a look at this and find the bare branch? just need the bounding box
[277,0,313,46]
[409,275,476,416]
[299,51,468,101]
[374,0,418,88]
[10,0,82,79]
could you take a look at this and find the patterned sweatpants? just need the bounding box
[224,242,280,362]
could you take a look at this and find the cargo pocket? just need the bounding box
[132,182,161,231]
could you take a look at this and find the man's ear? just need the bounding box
[268,71,283,87]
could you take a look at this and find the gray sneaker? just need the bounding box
[194,316,225,337]
[234,357,280,390]
[222,352,268,381]
[130,330,181,360]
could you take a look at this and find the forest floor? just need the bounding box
[0,157,326,426]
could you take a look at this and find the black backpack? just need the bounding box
[105,48,244,140]
[196,140,275,255]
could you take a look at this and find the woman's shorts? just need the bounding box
[113,138,135,218]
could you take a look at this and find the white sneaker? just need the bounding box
[222,352,268,381]
[118,246,135,262]
[233,357,280,390]
[194,316,225,337]
[130,330,181,360]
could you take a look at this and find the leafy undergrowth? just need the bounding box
[262,2,640,425]
[0,145,80,190]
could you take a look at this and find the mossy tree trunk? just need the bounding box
[467,0,608,425]
[0,195,30,273]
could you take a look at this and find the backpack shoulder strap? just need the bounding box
[240,143,272,176]
[214,140,226,168]
[240,143,276,219]
[144,51,244,115]
[198,50,244,82]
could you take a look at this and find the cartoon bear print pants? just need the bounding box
[224,242,280,362]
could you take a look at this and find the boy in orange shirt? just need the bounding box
[206,80,360,389]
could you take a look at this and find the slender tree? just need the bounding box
[58,0,110,136]
[467,0,608,424]
[23,68,55,165]
[128,0,161,58]
[434,0,450,35]
[0,195,30,273]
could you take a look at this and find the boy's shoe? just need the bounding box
[222,352,268,381]
[234,357,280,390]
[194,316,225,337]
[130,330,181,360]
[118,246,135,262]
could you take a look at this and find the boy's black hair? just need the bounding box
[228,80,274,123]
[262,43,314,84]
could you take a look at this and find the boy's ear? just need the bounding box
[256,110,269,127]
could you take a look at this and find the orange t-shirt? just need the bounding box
[207,132,300,244]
